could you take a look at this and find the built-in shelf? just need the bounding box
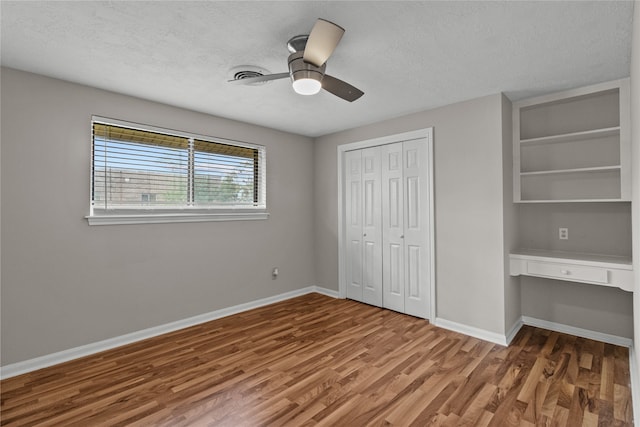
[509,249,633,292]
[509,79,633,291]
[516,199,628,204]
[520,165,621,177]
[513,79,630,203]
[519,126,620,146]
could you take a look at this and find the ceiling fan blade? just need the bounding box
[303,19,344,67]
[228,72,289,85]
[322,74,364,102]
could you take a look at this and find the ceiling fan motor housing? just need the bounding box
[288,51,326,83]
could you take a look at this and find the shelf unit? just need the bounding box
[511,79,633,291]
[513,79,630,203]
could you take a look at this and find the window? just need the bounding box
[140,193,156,204]
[88,117,267,225]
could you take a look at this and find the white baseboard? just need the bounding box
[313,286,341,299]
[431,315,632,349]
[505,317,524,345]
[521,316,633,348]
[0,286,340,380]
[630,346,640,425]
[434,317,509,346]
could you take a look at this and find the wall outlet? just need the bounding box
[559,227,568,240]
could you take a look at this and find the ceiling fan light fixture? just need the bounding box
[291,68,323,95]
[292,76,322,95]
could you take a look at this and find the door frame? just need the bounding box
[337,128,436,320]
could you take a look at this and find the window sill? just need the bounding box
[86,211,269,226]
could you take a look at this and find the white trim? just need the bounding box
[516,199,631,204]
[433,315,632,349]
[505,317,524,345]
[426,132,436,320]
[337,128,436,318]
[521,316,633,347]
[619,78,632,201]
[312,286,341,299]
[86,211,269,226]
[337,144,346,299]
[434,317,509,346]
[0,286,339,379]
[337,129,431,152]
[630,346,640,425]
[513,78,628,109]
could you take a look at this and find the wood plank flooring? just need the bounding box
[0,293,633,426]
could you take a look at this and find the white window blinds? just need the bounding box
[193,139,259,206]
[91,119,266,215]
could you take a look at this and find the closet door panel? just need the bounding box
[381,143,405,312]
[361,146,383,306]
[406,176,420,229]
[364,180,375,226]
[363,241,378,297]
[349,240,362,292]
[403,139,431,318]
[345,150,363,301]
[407,245,421,298]
[388,178,401,227]
[389,244,403,295]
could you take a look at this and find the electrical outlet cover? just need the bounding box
[559,228,568,240]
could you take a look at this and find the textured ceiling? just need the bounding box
[0,1,634,137]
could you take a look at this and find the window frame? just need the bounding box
[87,116,268,225]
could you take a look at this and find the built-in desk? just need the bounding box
[509,249,633,292]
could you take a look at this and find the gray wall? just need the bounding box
[518,203,632,256]
[1,68,315,365]
[521,277,633,338]
[631,0,640,377]
[314,94,511,336]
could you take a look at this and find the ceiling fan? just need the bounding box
[229,19,364,102]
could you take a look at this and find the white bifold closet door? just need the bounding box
[345,147,383,307]
[381,140,430,318]
[345,139,430,319]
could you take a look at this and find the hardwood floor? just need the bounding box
[0,293,633,426]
